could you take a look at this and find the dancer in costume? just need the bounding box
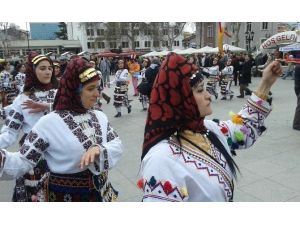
[0,56,123,202]
[111,59,131,118]
[137,52,282,202]
[201,57,220,99]
[220,59,234,100]
[0,61,17,107]
[0,52,58,201]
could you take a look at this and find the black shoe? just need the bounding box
[215,93,218,100]
[221,96,227,100]
[245,90,252,96]
[106,97,111,104]
[127,105,132,114]
[142,107,147,111]
[237,95,244,98]
[268,91,272,96]
[114,112,121,117]
[230,95,234,100]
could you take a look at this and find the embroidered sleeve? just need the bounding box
[106,122,119,142]
[0,102,24,149]
[139,151,189,202]
[95,115,122,173]
[137,176,188,202]
[0,149,6,172]
[0,127,49,180]
[21,130,49,164]
[217,93,272,153]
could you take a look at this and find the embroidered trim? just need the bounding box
[141,179,187,202]
[0,149,6,169]
[168,141,233,200]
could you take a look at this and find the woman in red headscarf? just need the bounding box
[0,56,122,202]
[0,51,58,201]
[137,52,282,202]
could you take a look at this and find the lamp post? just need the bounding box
[26,30,30,51]
[245,30,254,52]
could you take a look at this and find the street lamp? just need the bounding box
[26,30,30,51]
[245,30,254,52]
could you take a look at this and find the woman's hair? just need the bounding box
[16,63,25,72]
[143,58,151,68]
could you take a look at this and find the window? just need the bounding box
[86,29,94,36]
[145,41,151,48]
[97,42,105,49]
[44,48,58,54]
[153,41,160,47]
[122,42,129,48]
[162,40,168,47]
[133,30,139,35]
[163,29,168,35]
[207,26,213,38]
[262,22,268,30]
[87,42,95,49]
[173,40,180,46]
[121,29,127,35]
[144,29,151,35]
[174,29,179,35]
[246,22,252,32]
[109,42,117,49]
[134,41,140,48]
[97,29,104,36]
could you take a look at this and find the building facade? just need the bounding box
[1,40,81,61]
[67,22,185,53]
[195,22,291,51]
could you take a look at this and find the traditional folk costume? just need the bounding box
[0,52,58,202]
[220,62,234,100]
[112,66,131,117]
[137,53,272,202]
[0,57,122,202]
[0,70,17,107]
[202,65,220,99]
[15,71,26,94]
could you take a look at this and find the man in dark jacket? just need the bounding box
[237,54,254,98]
[293,65,300,130]
[141,57,160,98]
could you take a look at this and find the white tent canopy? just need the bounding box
[178,48,199,55]
[211,44,246,53]
[196,46,216,53]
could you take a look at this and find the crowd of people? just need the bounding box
[0,48,298,202]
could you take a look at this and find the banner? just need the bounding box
[259,31,298,51]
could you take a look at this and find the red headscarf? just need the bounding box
[23,51,58,92]
[53,56,100,113]
[142,52,206,159]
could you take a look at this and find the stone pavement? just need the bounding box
[1,76,299,202]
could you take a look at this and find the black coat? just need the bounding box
[295,65,300,96]
[239,60,254,84]
[138,65,160,97]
